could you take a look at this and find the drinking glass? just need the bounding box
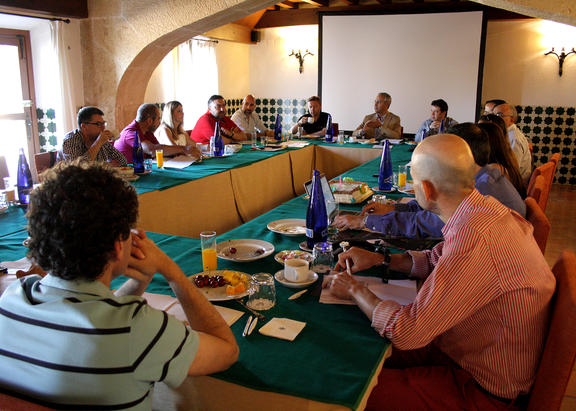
[327,198,339,242]
[312,242,333,274]
[371,194,387,204]
[247,273,276,310]
[337,131,345,144]
[144,158,153,173]
[155,149,164,168]
[200,231,217,271]
[397,165,407,190]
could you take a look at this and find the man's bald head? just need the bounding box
[242,94,256,115]
[412,134,477,197]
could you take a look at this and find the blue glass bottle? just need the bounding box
[17,148,33,205]
[378,140,393,191]
[306,170,328,249]
[132,131,145,173]
[213,122,224,157]
[274,114,282,141]
[439,119,445,134]
[325,114,333,142]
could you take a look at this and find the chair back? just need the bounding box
[524,197,550,254]
[526,162,555,212]
[34,151,60,180]
[528,250,576,410]
[527,175,545,210]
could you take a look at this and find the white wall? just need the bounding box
[217,40,250,98]
[249,25,318,98]
[482,19,576,106]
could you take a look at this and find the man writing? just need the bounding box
[115,103,200,164]
[414,99,458,142]
[62,106,127,166]
[231,94,273,139]
[328,134,554,409]
[493,103,532,183]
[191,95,246,144]
[334,123,525,238]
[0,162,238,409]
[353,93,401,140]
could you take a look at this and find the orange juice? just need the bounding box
[398,172,407,188]
[155,149,164,168]
[202,248,217,271]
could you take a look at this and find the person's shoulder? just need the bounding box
[62,130,79,146]
[388,111,400,120]
[230,109,242,118]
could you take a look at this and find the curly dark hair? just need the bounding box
[26,161,139,281]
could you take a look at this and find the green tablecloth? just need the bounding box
[0,207,28,239]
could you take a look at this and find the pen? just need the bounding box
[247,317,258,336]
[345,258,352,276]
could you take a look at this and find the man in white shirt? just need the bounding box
[493,103,532,183]
[230,94,273,139]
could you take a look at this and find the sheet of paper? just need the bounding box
[0,257,32,273]
[320,276,417,306]
[284,141,310,148]
[162,155,197,169]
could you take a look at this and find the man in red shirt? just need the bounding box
[190,95,246,144]
[115,104,198,164]
[328,134,555,409]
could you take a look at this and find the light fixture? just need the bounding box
[544,47,575,76]
[289,49,314,74]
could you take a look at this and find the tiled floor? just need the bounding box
[545,185,576,410]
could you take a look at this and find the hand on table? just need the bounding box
[334,247,386,274]
[361,202,395,215]
[327,272,358,300]
[333,214,365,230]
[183,144,202,160]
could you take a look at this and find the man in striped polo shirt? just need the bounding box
[329,134,555,409]
[0,161,239,409]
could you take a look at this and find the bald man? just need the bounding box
[328,134,554,409]
[230,94,273,138]
[493,103,532,183]
[334,123,525,238]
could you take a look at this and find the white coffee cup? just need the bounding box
[284,258,310,282]
[307,116,314,124]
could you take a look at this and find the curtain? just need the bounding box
[50,21,76,140]
[174,38,218,131]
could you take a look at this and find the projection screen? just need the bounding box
[320,12,485,134]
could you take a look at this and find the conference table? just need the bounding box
[0,143,415,410]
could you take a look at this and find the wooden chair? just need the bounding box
[524,197,551,254]
[0,391,53,410]
[550,152,561,178]
[526,162,555,212]
[528,250,576,410]
[527,175,545,211]
[34,151,61,180]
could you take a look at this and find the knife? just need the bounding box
[242,315,254,337]
[236,299,266,320]
[247,317,258,336]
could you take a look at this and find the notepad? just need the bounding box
[320,276,417,306]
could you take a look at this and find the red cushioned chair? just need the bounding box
[528,250,576,410]
[527,175,545,211]
[526,162,555,213]
[524,197,551,254]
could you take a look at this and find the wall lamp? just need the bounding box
[544,47,575,76]
[289,49,314,74]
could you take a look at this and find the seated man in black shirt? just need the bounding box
[291,96,330,137]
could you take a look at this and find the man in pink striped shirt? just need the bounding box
[330,134,555,409]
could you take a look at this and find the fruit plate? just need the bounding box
[190,270,251,301]
[267,219,307,236]
[274,250,314,265]
[217,239,275,262]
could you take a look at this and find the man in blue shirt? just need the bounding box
[414,99,458,142]
[334,123,525,238]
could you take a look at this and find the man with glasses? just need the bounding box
[115,104,196,164]
[353,93,401,140]
[493,103,532,183]
[62,106,127,166]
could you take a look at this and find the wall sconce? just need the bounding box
[544,47,575,76]
[289,49,314,74]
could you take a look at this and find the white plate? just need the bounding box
[267,219,307,236]
[217,239,275,262]
[274,250,314,265]
[190,270,250,301]
[275,270,318,289]
[299,241,313,252]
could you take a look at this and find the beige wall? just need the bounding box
[482,19,576,106]
[217,40,250,98]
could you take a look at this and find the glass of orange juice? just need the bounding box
[397,165,407,190]
[155,149,164,168]
[200,231,217,271]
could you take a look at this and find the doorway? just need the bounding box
[0,28,39,187]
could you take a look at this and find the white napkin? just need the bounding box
[259,318,306,341]
[161,155,197,169]
[320,276,417,306]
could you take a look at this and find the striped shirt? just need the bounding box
[372,189,555,399]
[62,129,128,166]
[0,274,198,410]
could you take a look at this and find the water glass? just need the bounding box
[247,273,276,310]
[312,242,333,274]
[337,131,345,144]
[200,231,217,271]
[144,158,153,173]
[371,194,387,204]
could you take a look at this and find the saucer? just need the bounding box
[371,186,396,193]
[274,270,318,289]
[299,241,313,252]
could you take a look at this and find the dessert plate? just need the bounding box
[190,270,250,301]
[217,239,275,262]
[267,219,307,236]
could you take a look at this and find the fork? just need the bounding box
[236,298,266,320]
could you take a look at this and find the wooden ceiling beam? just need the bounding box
[301,0,329,7]
[0,0,88,18]
[256,8,318,28]
[203,23,255,44]
[278,1,298,9]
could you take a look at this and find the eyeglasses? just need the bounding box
[84,121,107,127]
[495,113,513,118]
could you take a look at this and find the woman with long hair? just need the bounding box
[157,101,193,146]
[477,118,526,197]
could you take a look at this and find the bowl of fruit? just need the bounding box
[191,270,250,301]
